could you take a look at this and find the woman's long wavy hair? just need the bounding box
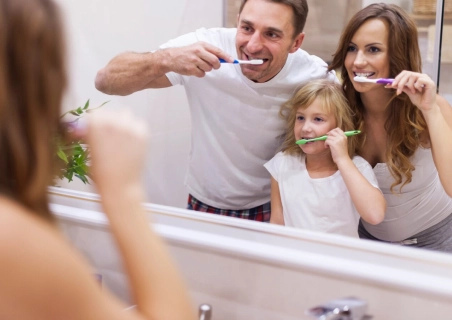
[0,0,66,221]
[280,79,357,158]
[328,3,427,192]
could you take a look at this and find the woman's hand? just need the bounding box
[325,128,350,165]
[390,71,438,113]
[70,110,197,320]
[81,110,149,195]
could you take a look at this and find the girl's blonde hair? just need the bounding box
[279,79,357,157]
[328,3,427,192]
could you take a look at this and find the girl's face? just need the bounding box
[294,97,337,155]
[344,18,390,93]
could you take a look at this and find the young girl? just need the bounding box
[264,79,385,237]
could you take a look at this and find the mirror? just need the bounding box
[55,0,452,255]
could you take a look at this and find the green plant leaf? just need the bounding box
[56,147,69,164]
[67,170,74,182]
[83,99,90,110]
[96,100,109,108]
[75,173,89,184]
[87,100,110,113]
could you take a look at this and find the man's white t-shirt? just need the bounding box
[265,152,380,238]
[160,27,337,210]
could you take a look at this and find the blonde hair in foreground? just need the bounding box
[328,3,428,192]
[279,79,357,158]
[0,0,67,221]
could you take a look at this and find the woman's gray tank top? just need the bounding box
[362,147,452,242]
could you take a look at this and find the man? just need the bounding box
[95,0,337,222]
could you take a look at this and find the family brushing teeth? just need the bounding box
[96,0,452,250]
[3,0,452,319]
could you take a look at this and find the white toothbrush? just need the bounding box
[354,76,394,85]
[219,58,264,65]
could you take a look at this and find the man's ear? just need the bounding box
[236,13,240,28]
[289,32,305,53]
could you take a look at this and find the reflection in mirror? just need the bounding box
[56,0,224,207]
[58,0,452,255]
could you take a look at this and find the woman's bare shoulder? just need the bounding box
[0,196,127,319]
[0,196,62,251]
[0,196,68,287]
[0,196,45,246]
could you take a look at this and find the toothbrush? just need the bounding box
[219,58,264,65]
[353,76,394,85]
[296,130,361,145]
[354,76,425,88]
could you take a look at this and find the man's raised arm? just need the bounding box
[95,42,233,96]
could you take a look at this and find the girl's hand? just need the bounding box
[324,128,350,165]
[389,71,438,113]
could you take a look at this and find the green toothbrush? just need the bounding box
[296,130,361,145]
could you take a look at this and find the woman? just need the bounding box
[329,3,452,251]
[0,0,196,319]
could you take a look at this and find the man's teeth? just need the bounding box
[355,73,374,78]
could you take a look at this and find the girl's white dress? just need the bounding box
[265,152,380,237]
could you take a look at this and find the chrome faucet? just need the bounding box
[306,297,373,320]
[199,304,212,320]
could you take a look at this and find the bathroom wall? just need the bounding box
[54,0,223,208]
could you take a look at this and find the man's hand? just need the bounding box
[164,41,233,78]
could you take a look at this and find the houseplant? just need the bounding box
[55,99,108,184]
